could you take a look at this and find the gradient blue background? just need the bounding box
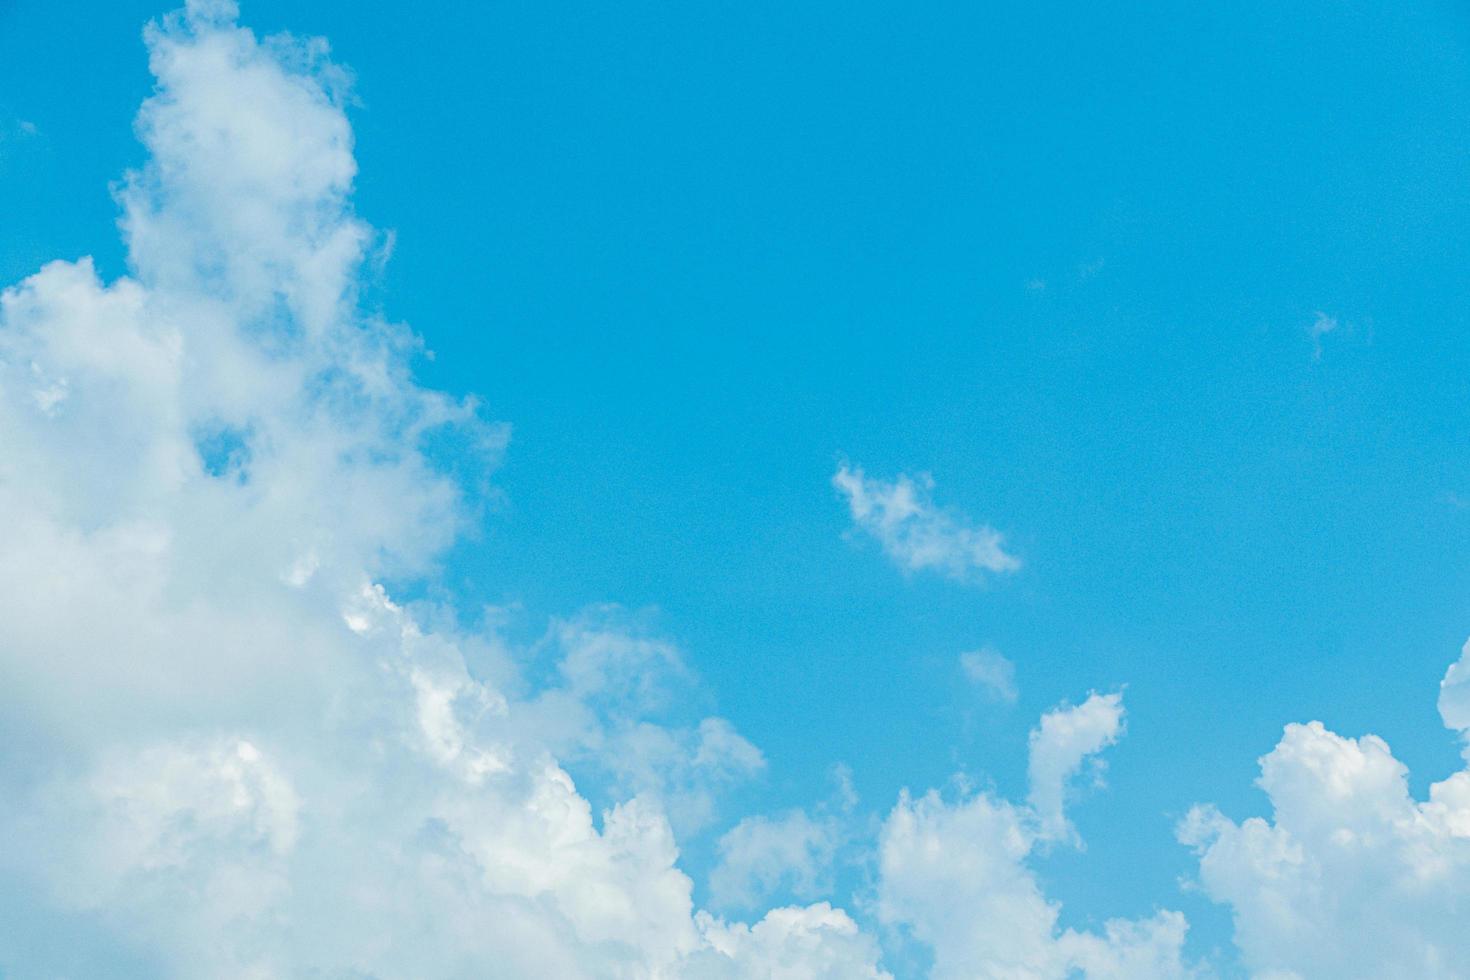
[7,0,1470,966]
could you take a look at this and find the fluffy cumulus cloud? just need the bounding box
[1178,640,1470,980]
[1440,638,1470,750]
[689,905,890,980]
[26,3,1470,978]
[0,7,1198,973]
[877,696,1197,980]
[0,4,886,976]
[832,462,1020,582]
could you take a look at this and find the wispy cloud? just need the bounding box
[1076,256,1106,281]
[960,647,1019,703]
[833,462,1020,582]
[1309,310,1339,360]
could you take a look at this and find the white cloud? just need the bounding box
[21,736,299,915]
[1309,310,1338,360]
[1027,692,1125,844]
[552,609,691,711]
[30,3,1465,978]
[692,904,892,979]
[1439,637,1470,755]
[1178,639,1470,979]
[708,767,860,912]
[960,647,1019,703]
[0,5,884,976]
[877,691,1197,979]
[833,463,1020,582]
[514,611,767,837]
[709,809,844,911]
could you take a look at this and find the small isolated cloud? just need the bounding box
[959,647,1018,703]
[832,463,1019,582]
[1439,490,1470,510]
[0,118,39,150]
[1309,310,1338,360]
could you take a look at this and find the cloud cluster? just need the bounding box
[11,4,1158,977]
[878,695,1197,980]
[1178,641,1470,980]
[0,4,884,976]
[833,463,1020,582]
[11,2,1470,977]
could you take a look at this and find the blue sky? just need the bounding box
[6,1,1470,977]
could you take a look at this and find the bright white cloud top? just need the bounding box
[877,694,1194,980]
[1179,639,1470,980]
[4,2,1470,978]
[0,4,873,974]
